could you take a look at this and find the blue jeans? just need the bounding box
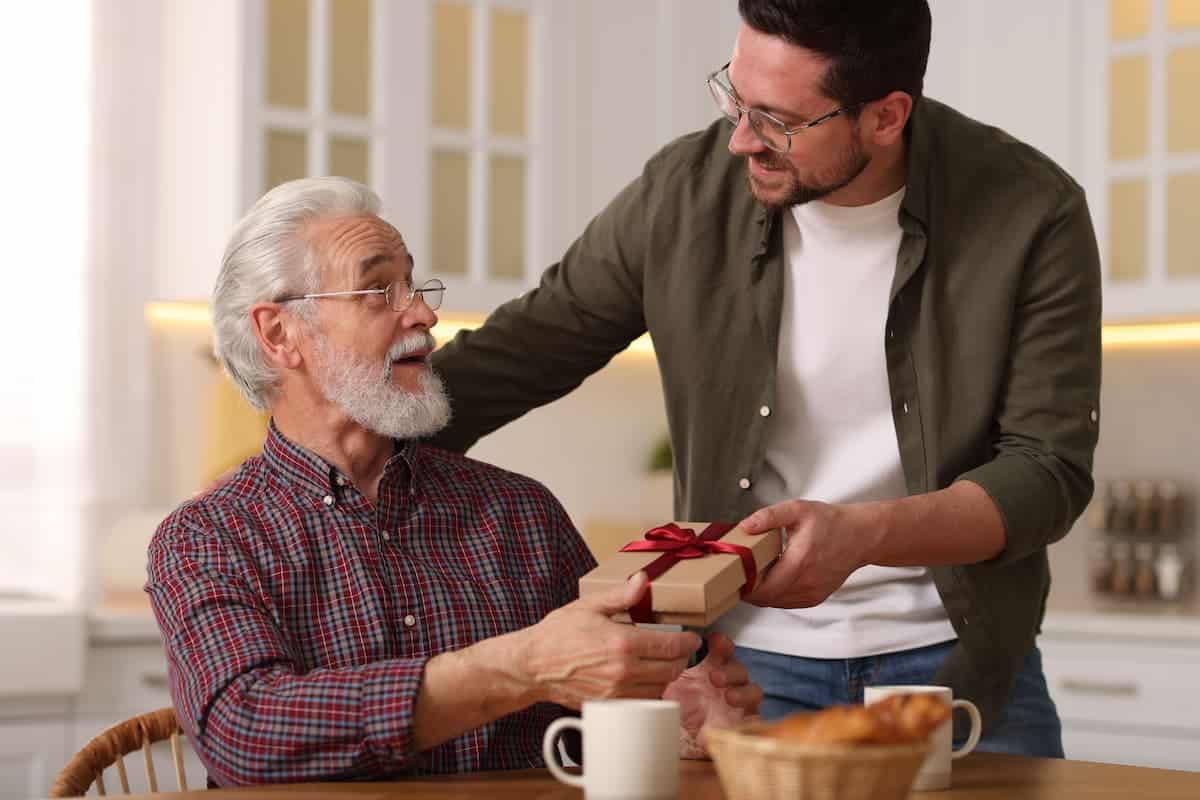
[734,639,1064,758]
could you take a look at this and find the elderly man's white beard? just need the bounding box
[312,330,452,440]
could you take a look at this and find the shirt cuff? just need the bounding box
[360,656,432,764]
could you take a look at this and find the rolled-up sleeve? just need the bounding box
[958,186,1102,565]
[146,509,430,786]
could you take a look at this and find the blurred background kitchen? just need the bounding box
[1,0,1199,795]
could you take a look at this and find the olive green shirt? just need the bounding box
[430,98,1103,730]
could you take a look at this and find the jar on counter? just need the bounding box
[1134,543,1157,598]
[1110,541,1134,595]
[1088,540,1114,593]
[1109,481,1135,532]
[1157,480,1183,534]
[1155,544,1186,601]
[1133,481,1158,535]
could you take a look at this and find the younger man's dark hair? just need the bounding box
[738,0,932,108]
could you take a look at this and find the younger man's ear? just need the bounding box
[867,90,914,147]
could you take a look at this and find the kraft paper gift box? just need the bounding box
[578,521,783,627]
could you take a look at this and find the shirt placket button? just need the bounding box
[403,614,416,628]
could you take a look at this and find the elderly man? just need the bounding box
[146,176,760,788]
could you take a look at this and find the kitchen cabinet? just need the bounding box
[0,718,68,800]
[1041,627,1200,770]
[141,0,740,313]
[1075,0,1200,319]
[72,628,208,793]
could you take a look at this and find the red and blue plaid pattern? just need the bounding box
[146,421,597,786]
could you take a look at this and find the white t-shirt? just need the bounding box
[715,187,957,658]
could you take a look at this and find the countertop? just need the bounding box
[1042,586,1200,642]
[89,590,161,644]
[87,587,1200,647]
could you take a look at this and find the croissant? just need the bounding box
[760,693,950,746]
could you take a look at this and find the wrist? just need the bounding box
[845,499,892,567]
[493,626,546,708]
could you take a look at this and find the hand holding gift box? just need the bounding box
[579,522,783,627]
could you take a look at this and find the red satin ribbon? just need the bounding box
[619,522,760,624]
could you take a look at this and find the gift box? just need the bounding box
[578,522,783,627]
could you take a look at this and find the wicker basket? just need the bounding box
[704,720,929,800]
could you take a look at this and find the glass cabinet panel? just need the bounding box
[1167,172,1200,278]
[331,0,371,116]
[1168,0,1200,30]
[433,2,472,130]
[1110,55,1150,161]
[1110,0,1151,39]
[488,155,526,279]
[489,8,528,137]
[432,149,470,276]
[267,0,310,109]
[1167,47,1200,153]
[1109,179,1149,282]
[329,136,369,184]
[265,129,308,189]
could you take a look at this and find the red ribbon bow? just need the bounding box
[619,522,760,624]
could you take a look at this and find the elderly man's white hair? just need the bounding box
[212,176,382,410]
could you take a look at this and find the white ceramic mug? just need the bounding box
[542,699,680,800]
[864,685,982,791]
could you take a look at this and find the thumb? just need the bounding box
[583,571,650,616]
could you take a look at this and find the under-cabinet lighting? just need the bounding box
[149,302,1200,353]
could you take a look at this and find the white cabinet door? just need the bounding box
[1041,633,1200,770]
[0,719,68,800]
[73,642,209,793]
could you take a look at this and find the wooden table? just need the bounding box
[107,754,1200,800]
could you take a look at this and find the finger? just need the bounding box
[739,501,797,535]
[725,683,764,712]
[710,661,749,689]
[623,657,691,688]
[580,571,650,616]
[703,632,735,665]
[625,627,702,661]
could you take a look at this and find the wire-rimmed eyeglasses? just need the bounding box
[278,278,445,312]
[706,62,863,154]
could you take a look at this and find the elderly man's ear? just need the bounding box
[250,302,306,370]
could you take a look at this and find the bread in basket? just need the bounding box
[704,693,950,800]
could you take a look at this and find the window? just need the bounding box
[0,3,91,599]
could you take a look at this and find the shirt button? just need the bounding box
[322,494,334,506]
[902,402,909,415]
[1090,409,1098,423]
[759,405,771,417]
[403,614,416,627]
[336,475,346,487]
[381,531,391,542]
[738,477,751,490]
[888,329,895,340]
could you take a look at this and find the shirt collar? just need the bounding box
[898,97,936,230]
[262,418,422,499]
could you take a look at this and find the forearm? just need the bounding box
[198,658,429,786]
[413,628,540,751]
[855,480,1005,568]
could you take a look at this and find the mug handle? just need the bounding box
[951,698,982,760]
[542,717,585,788]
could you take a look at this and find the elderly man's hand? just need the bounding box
[520,573,702,709]
[663,632,762,758]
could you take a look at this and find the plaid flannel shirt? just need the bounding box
[146,421,596,786]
